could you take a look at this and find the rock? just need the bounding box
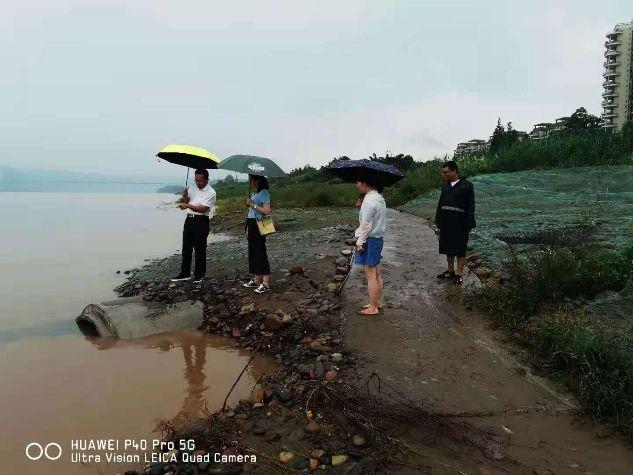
[345,238,356,246]
[264,315,284,331]
[335,257,349,267]
[314,362,325,379]
[281,314,293,325]
[275,390,293,403]
[318,304,330,313]
[297,363,315,376]
[279,451,295,464]
[308,458,319,470]
[466,254,480,262]
[252,425,266,435]
[474,267,492,279]
[325,370,337,381]
[331,353,343,362]
[352,435,366,447]
[335,266,348,275]
[305,421,321,433]
[331,455,348,466]
[290,267,304,275]
[250,388,264,404]
[325,283,339,293]
[300,337,313,345]
[341,249,352,256]
[240,303,256,315]
[310,449,325,459]
[292,458,308,470]
[333,275,345,282]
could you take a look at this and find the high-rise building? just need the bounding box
[602,21,633,130]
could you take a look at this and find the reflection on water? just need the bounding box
[0,331,274,475]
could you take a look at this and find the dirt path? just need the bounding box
[341,209,633,474]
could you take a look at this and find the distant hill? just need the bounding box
[157,185,183,194]
[0,165,243,193]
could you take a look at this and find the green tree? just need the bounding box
[566,107,602,133]
[489,118,506,154]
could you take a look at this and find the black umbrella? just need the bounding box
[327,159,405,187]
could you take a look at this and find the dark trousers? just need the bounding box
[246,218,271,275]
[181,216,210,278]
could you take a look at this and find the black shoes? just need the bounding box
[171,274,190,282]
[437,270,463,285]
[437,270,456,280]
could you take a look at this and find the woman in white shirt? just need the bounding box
[353,174,387,316]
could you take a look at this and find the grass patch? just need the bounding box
[468,242,633,436]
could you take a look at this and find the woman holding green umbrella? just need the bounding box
[219,155,287,294]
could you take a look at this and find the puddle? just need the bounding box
[0,331,275,474]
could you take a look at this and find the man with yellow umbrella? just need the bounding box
[156,145,220,283]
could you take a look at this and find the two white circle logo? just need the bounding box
[247,162,265,172]
[25,442,62,461]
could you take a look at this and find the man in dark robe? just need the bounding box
[434,161,476,284]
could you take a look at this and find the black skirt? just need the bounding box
[438,210,469,258]
[246,218,271,275]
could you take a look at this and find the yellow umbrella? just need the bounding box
[156,144,220,186]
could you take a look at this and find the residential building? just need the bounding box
[529,123,553,140]
[453,139,489,158]
[602,21,633,130]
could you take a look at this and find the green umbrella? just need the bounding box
[219,155,287,177]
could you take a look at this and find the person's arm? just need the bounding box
[247,190,272,216]
[179,188,215,213]
[435,188,443,226]
[356,199,376,248]
[466,182,476,230]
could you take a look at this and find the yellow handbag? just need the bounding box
[256,216,276,236]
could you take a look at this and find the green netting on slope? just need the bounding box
[401,165,633,270]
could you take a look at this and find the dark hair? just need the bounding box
[250,174,270,193]
[357,172,384,193]
[442,161,459,173]
[195,169,209,179]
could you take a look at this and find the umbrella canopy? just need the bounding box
[219,155,287,177]
[156,144,220,169]
[327,159,405,187]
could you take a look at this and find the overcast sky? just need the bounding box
[2,0,631,179]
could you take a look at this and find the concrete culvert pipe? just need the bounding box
[75,297,204,340]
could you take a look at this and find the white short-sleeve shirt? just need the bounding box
[187,184,216,217]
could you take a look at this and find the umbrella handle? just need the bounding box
[185,167,190,188]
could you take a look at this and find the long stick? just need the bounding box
[185,167,190,188]
[222,342,262,411]
[336,246,356,294]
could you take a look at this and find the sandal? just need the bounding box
[453,275,464,285]
[362,304,383,310]
[358,307,380,316]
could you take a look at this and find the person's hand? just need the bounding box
[183,188,189,198]
[246,198,256,208]
[357,245,365,253]
[178,203,189,210]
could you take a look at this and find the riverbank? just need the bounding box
[115,207,633,474]
[115,208,509,474]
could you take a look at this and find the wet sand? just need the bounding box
[0,331,274,474]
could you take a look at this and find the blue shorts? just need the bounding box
[354,237,383,267]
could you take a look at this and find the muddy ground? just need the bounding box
[116,208,633,475]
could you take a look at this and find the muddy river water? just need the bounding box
[0,192,274,474]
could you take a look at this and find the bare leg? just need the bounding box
[456,257,466,277]
[262,274,270,287]
[376,265,384,307]
[364,265,384,309]
[362,266,380,315]
[255,275,262,285]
